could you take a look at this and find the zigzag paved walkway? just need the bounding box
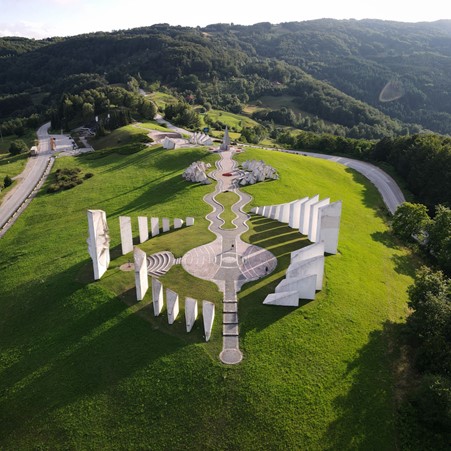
[182,150,276,365]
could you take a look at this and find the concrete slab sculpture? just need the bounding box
[182,161,212,185]
[308,198,330,242]
[151,277,164,316]
[299,195,320,235]
[119,216,133,255]
[262,206,269,217]
[138,216,149,244]
[275,205,282,222]
[286,255,324,290]
[220,126,231,151]
[87,209,110,280]
[151,217,159,237]
[190,132,213,146]
[281,201,295,223]
[174,218,184,229]
[185,297,198,332]
[291,242,325,264]
[317,201,342,254]
[239,160,279,186]
[263,291,299,306]
[186,217,194,226]
[202,300,215,342]
[162,136,177,149]
[166,288,179,325]
[269,205,277,219]
[162,217,170,232]
[275,275,317,300]
[134,247,148,301]
[289,197,309,229]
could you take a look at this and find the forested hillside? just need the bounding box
[1,19,451,137]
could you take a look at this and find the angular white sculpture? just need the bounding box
[166,288,179,325]
[186,217,194,226]
[291,242,325,264]
[182,161,212,185]
[174,218,184,229]
[220,126,231,151]
[134,247,148,301]
[87,209,110,280]
[269,205,277,219]
[163,136,177,149]
[162,217,170,232]
[151,217,159,237]
[119,216,133,255]
[151,277,164,316]
[281,201,295,223]
[262,206,269,217]
[138,216,149,244]
[275,205,282,222]
[239,159,278,186]
[286,255,324,290]
[263,291,299,306]
[289,197,308,229]
[275,275,317,300]
[185,297,198,333]
[318,201,342,254]
[202,300,215,342]
[190,132,213,146]
[299,195,320,235]
[308,198,330,242]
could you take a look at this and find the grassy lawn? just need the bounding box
[215,190,239,229]
[89,124,152,150]
[148,91,180,109]
[203,109,259,132]
[0,138,417,448]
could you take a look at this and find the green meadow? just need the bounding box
[0,135,416,449]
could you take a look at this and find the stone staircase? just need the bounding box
[147,251,176,277]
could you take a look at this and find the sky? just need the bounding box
[1,0,450,39]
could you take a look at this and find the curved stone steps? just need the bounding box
[147,251,175,277]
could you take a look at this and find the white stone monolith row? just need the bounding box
[152,277,164,316]
[174,218,184,229]
[299,195,320,235]
[318,201,342,254]
[275,275,317,300]
[151,217,159,237]
[251,207,257,214]
[291,242,325,264]
[263,291,299,306]
[166,288,179,325]
[308,198,330,242]
[186,217,195,226]
[281,202,294,223]
[289,197,308,229]
[274,205,282,222]
[286,255,324,290]
[119,216,133,255]
[202,300,215,342]
[87,209,110,280]
[162,217,170,232]
[138,216,149,244]
[262,206,269,217]
[269,205,277,219]
[134,247,148,301]
[185,297,198,332]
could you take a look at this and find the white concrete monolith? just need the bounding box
[166,288,179,324]
[87,209,110,280]
[202,300,215,342]
[119,216,133,255]
[162,217,170,232]
[318,201,342,254]
[286,255,324,290]
[269,205,277,219]
[291,242,325,264]
[152,277,163,316]
[299,195,320,235]
[263,291,299,306]
[289,197,308,229]
[275,275,317,300]
[134,247,148,301]
[138,216,149,244]
[185,297,198,332]
[151,217,159,237]
[174,218,184,229]
[308,198,330,242]
[186,217,195,226]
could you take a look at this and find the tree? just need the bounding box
[9,139,28,156]
[138,98,157,120]
[392,202,431,241]
[428,205,451,275]
[3,175,12,187]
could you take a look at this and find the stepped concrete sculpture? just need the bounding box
[87,209,110,280]
[138,216,149,244]
[317,201,342,254]
[308,198,330,242]
[202,300,215,342]
[134,247,148,301]
[174,218,184,229]
[220,126,231,151]
[299,195,320,235]
[287,255,324,290]
[239,160,279,186]
[162,217,170,232]
[185,297,198,332]
[186,217,194,226]
[289,197,309,229]
[182,161,212,185]
[166,288,179,325]
[119,216,133,255]
[151,217,159,237]
[275,275,317,300]
[190,132,213,146]
[263,291,299,306]
[151,277,164,316]
[291,242,325,264]
[162,136,177,149]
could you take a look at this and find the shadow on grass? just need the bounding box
[371,230,400,249]
[324,321,403,449]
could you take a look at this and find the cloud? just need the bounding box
[0,21,59,39]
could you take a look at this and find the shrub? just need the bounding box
[84,173,94,179]
[3,175,12,187]
[9,139,28,155]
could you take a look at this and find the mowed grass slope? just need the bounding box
[0,142,415,449]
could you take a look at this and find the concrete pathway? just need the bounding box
[182,150,277,365]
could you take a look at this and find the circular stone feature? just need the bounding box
[222,256,236,264]
[220,349,243,365]
[119,263,135,272]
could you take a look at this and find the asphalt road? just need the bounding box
[0,122,53,232]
